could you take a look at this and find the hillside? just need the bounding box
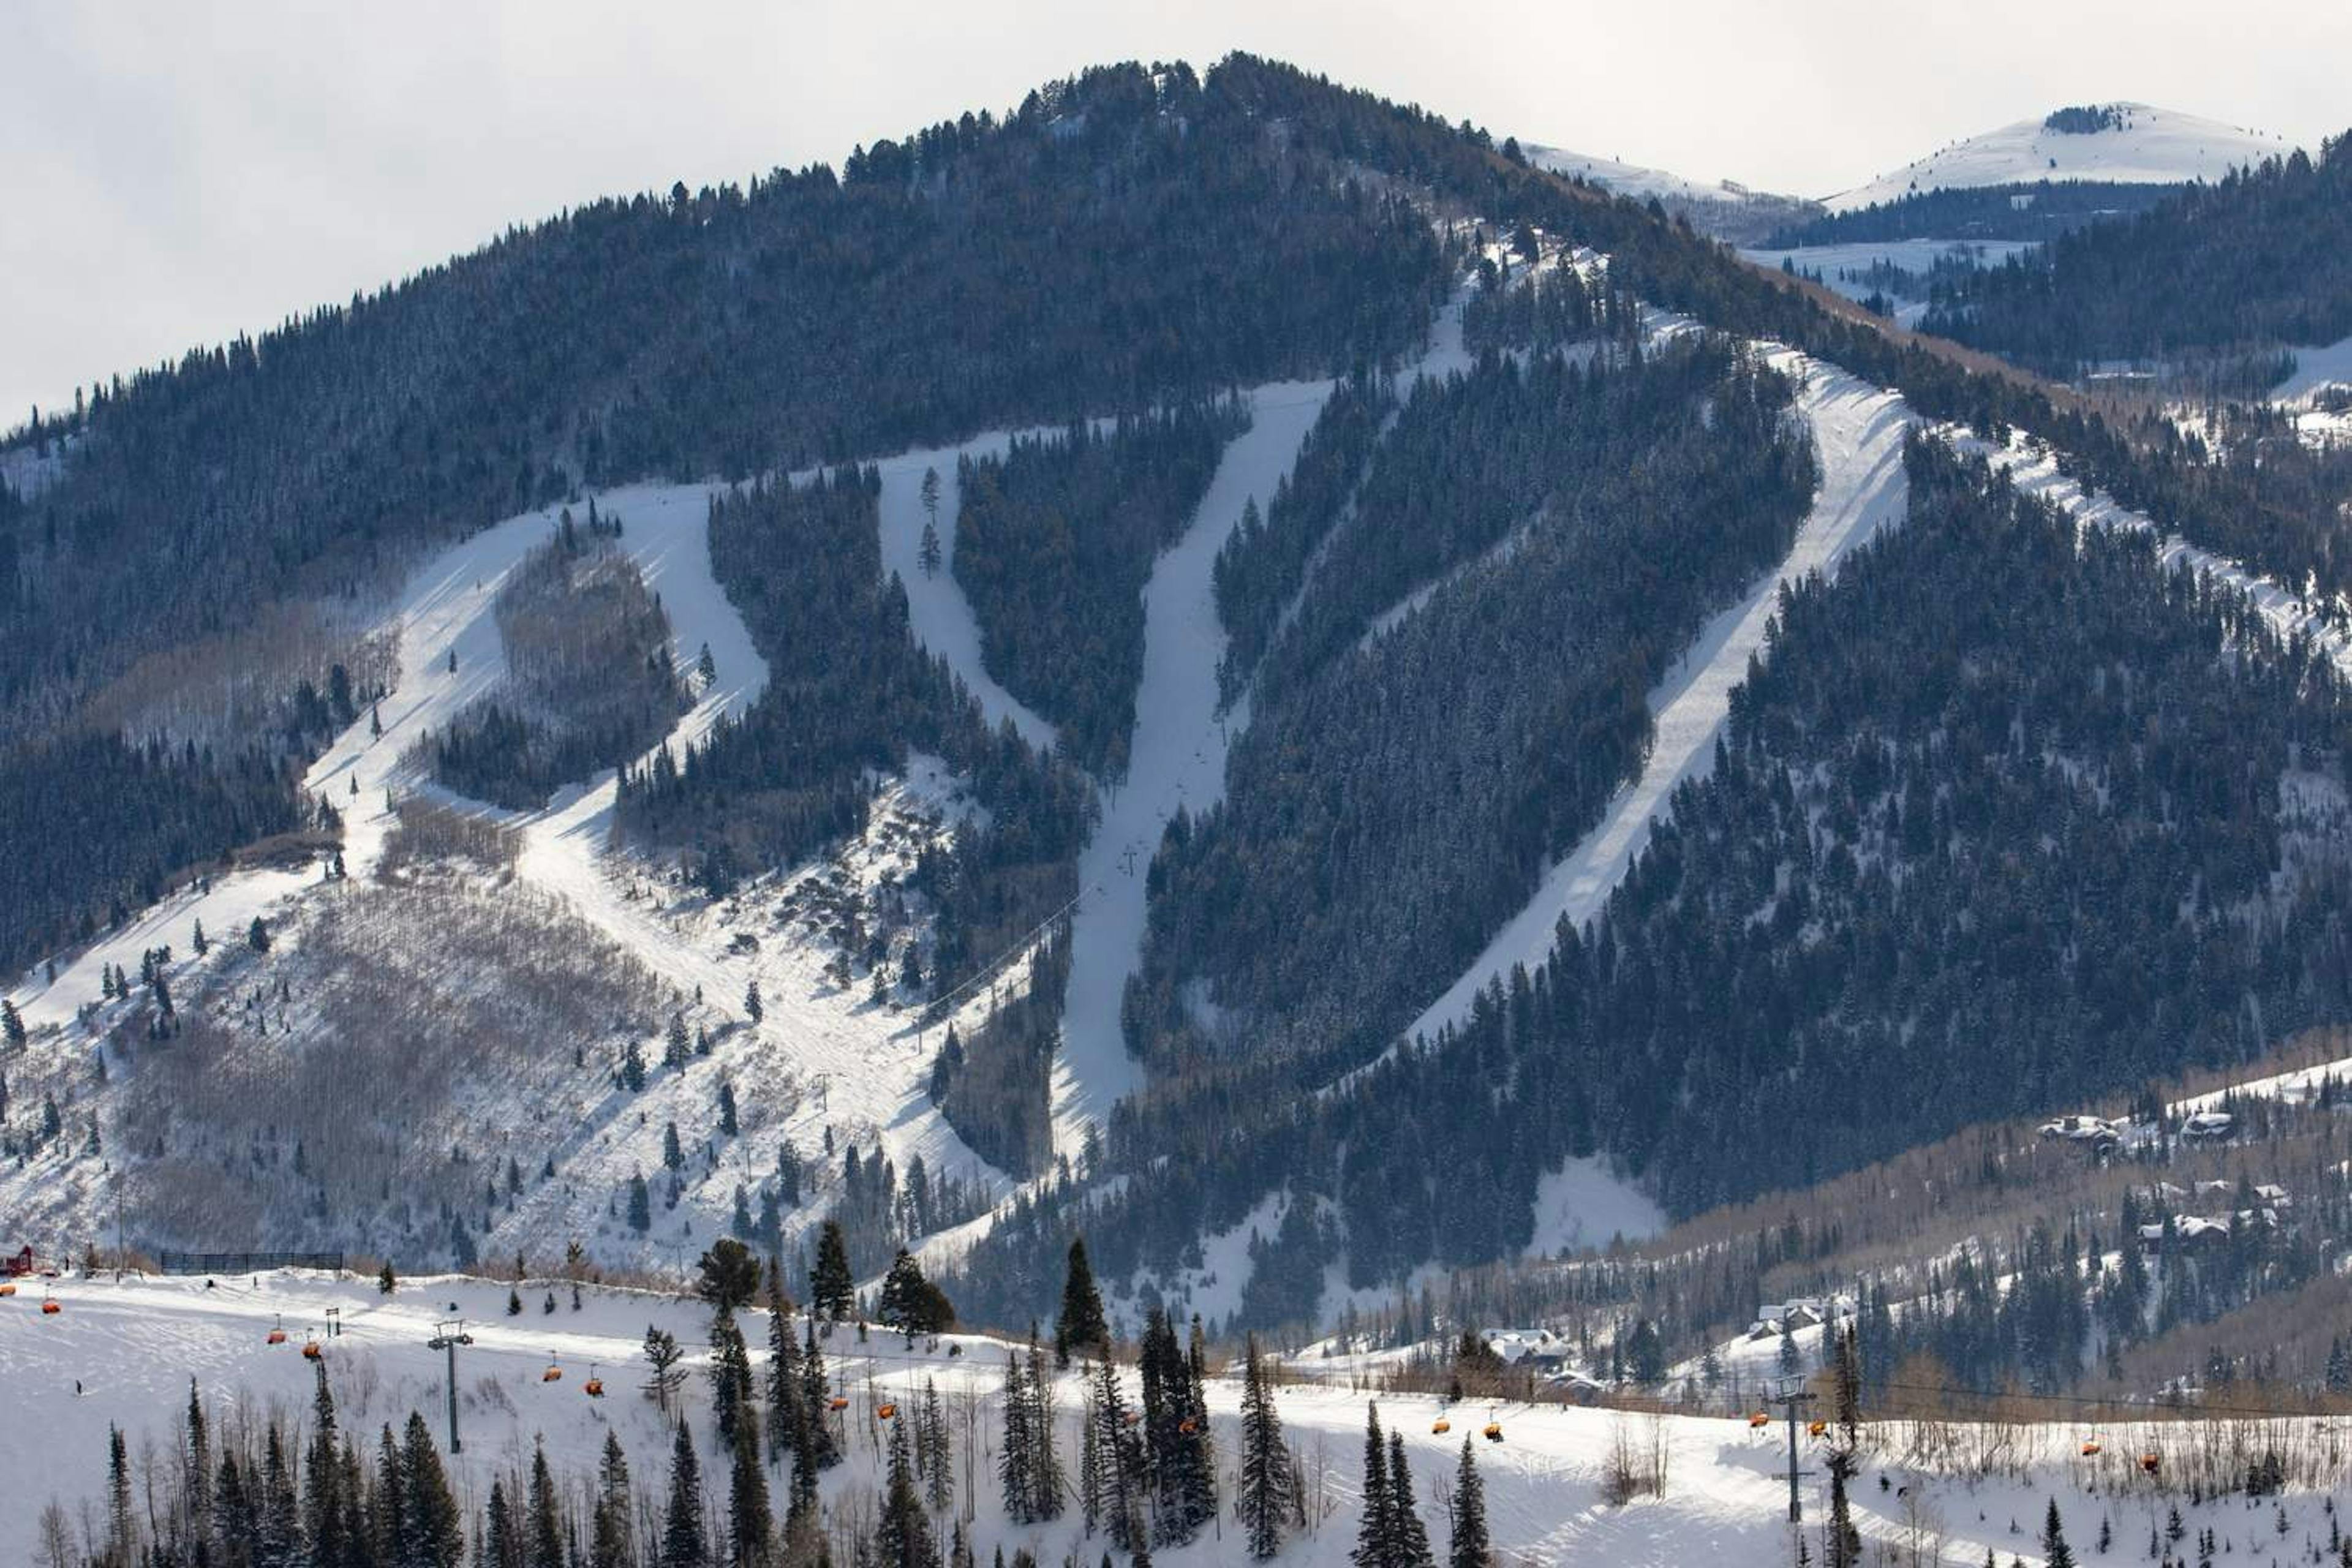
[1826,102,2294,212]
[7,56,2352,1499]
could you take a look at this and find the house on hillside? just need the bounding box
[2039,1114,2122,1147]
[1745,1295,1856,1341]
[2180,1110,2235,1143]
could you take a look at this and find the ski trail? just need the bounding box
[872,442,1060,753]
[1050,283,1486,1150]
[1400,353,1912,1047]
[1050,378,1338,1144]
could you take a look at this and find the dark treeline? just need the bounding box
[1921,134,2352,376]
[421,516,687,809]
[0,729,318,971]
[955,399,1247,775]
[1128,339,1815,1087]
[931,923,1074,1180]
[1212,373,1390,704]
[1763,180,2179,248]
[617,467,1091,1000]
[1457,249,1629,355]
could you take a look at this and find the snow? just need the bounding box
[1401,353,1910,1051]
[1826,102,2294,212]
[2275,333,2352,403]
[1526,144,1760,208]
[1740,238,2037,324]
[10,1266,2347,1567]
[1050,280,1482,1152]
[1524,1158,1668,1260]
[872,443,1060,753]
[1051,378,1337,1146]
[4,473,1015,1267]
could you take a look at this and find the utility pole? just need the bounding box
[1770,1375,1817,1526]
[428,1320,473,1453]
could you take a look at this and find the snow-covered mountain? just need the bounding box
[1524,143,1814,241]
[1825,100,2295,211]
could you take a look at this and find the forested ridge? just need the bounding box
[1922,134,2352,373]
[0,56,1444,974]
[953,436,2352,1328]
[1126,337,1816,1085]
[617,468,1093,1000]
[955,399,1248,774]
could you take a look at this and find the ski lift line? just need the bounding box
[1858,1378,2345,1425]
[910,883,1091,1029]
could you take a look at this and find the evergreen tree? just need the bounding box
[402,1410,466,1567]
[623,1038,649,1092]
[1352,1404,1392,1568]
[878,1248,954,1334]
[488,1476,528,1568]
[592,1432,635,1568]
[921,1378,954,1514]
[663,1422,711,1568]
[2,997,26,1049]
[719,1079,741,1136]
[1027,1333,1065,1520]
[106,1423,136,1567]
[810,1222,855,1321]
[764,1259,804,1466]
[1000,1350,1036,1525]
[698,1237,763,1311]
[303,1359,347,1563]
[1238,1335,1293,1561]
[1055,1238,1109,1365]
[1449,1438,1489,1568]
[710,1306,758,1457]
[529,1439,565,1568]
[1388,1431,1435,1568]
[628,1170,654,1232]
[799,1319,841,1471]
[646,1325,688,1414]
[2041,1498,2076,1568]
[877,1417,943,1568]
[744,981,763,1023]
[728,1405,775,1568]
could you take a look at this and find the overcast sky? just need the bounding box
[7,0,2344,426]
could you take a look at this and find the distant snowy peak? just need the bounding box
[1826,102,2296,213]
[1525,143,1765,208]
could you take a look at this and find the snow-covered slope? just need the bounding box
[1527,145,1753,207]
[15,1265,2345,1567]
[1826,102,2293,212]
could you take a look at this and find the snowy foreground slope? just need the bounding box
[1826,102,2293,211]
[11,1267,2345,1567]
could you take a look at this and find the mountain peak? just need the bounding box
[1825,100,2296,212]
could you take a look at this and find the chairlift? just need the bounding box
[0,1282,17,1298]
[40,1292,60,1316]
[828,1396,850,1412]
[302,1339,323,1360]
[877,1402,898,1420]
[1180,1417,1199,1435]
[1749,1411,1772,1429]
[1430,1419,1450,1435]
[1808,1420,1828,1438]
[584,1362,606,1398]
[2139,1452,2162,1475]
[542,1362,564,1384]
[2079,1436,2103,1457]
[267,1313,288,1346]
